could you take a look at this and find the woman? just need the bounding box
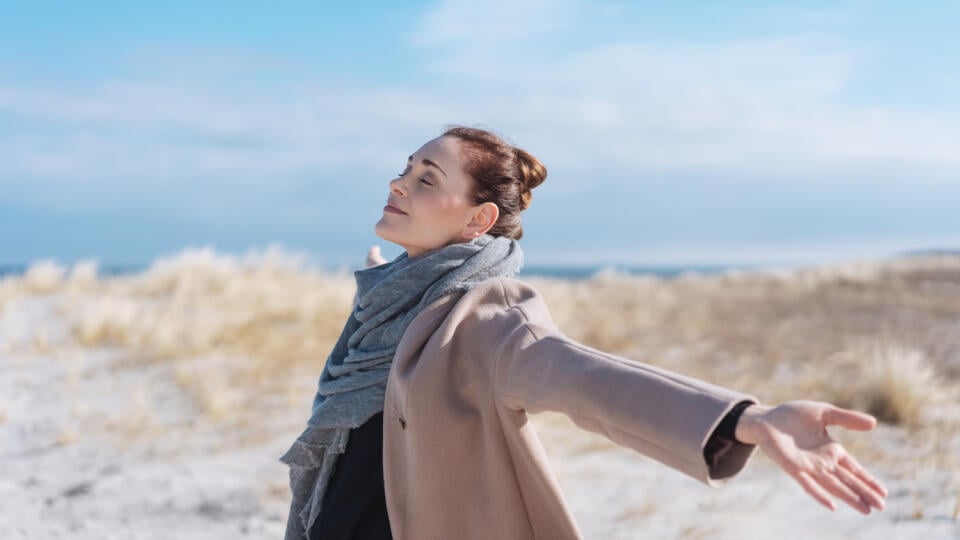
[280,126,888,539]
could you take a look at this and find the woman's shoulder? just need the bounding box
[453,276,537,307]
[448,277,556,329]
[404,278,556,348]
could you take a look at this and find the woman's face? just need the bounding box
[375,136,497,258]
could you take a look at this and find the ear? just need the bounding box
[462,202,500,239]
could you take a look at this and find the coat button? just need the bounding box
[398,416,406,429]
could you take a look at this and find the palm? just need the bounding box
[743,401,888,514]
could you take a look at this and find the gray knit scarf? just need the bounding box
[279,234,524,539]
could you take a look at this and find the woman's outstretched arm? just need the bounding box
[734,401,888,514]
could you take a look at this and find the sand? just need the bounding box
[2,252,959,538]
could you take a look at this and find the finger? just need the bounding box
[822,405,877,431]
[795,471,837,511]
[814,465,871,515]
[840,454,889,500]
[836,462,885,512]
[366,245,386,268]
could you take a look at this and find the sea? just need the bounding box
[2,248,954,281]
[0,262,764,281]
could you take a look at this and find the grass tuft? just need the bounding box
[823,341,944,426]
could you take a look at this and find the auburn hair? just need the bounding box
[441,126,547,240]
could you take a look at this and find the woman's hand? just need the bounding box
[366,245,387,268]
[734,400,888,514]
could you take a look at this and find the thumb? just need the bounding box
[366,245,386,268]
[822,404,877,431]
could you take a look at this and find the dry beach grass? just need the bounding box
[2,247,959,538]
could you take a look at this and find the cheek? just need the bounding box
[418,194,464,225]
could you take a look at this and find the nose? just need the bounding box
[390,175,408,197]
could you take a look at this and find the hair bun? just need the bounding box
[513,147,547,210]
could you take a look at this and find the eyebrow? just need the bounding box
[407,155,448,178]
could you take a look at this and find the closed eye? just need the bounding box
[397,163,434,186]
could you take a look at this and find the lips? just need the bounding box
[384,202,408,215]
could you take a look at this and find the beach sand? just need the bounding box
[2,248,958,538]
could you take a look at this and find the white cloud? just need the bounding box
[411,0,578,45]
[2,0,960,219]
[404,8,960,175]
[404,0,960,177]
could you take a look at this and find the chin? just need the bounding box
[374,219,389,239]
[374,220,402,245]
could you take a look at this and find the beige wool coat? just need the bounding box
[381,277,758,539]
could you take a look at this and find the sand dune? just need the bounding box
[2,247,959,538]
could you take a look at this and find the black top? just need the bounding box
[703,400,754,471]
[312,402,753,539]
[310,411,393,540]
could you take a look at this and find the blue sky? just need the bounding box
[3,0,959,268]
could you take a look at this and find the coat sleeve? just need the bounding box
[486,284,759,486]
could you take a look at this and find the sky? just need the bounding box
[2,0,959,269]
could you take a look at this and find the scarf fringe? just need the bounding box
[279,428,350,539]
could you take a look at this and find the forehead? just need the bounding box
[412,136,462,171]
